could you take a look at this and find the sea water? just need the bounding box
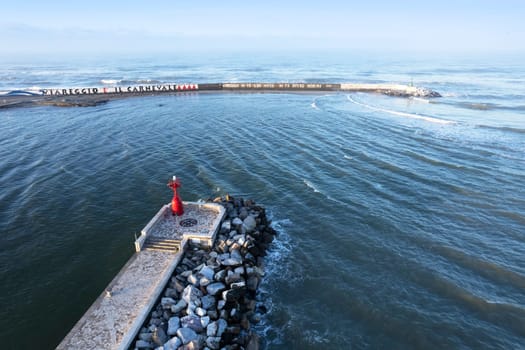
[0,51,524,349]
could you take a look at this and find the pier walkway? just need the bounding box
[57,202,225,350]
[0,81,441,109]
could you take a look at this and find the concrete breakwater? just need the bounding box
[222,82,441,98]
[57,196,276,350]
[132,196,276,350]
[0,82,440,109]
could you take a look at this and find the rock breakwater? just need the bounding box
[132,196,276,350]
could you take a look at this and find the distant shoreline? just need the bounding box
[0,82,440,109]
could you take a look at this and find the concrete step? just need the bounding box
[143,237,181,252]
[145,237,180,244]
[143,244,180,252]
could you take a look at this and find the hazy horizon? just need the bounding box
[1,0,524,56]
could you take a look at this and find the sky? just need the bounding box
[1,0,524,55]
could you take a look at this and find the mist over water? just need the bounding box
[1,53,524,349]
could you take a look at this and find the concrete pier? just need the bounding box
[0,81,441,109]
[57,202,225,350]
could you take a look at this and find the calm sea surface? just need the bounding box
[0,52,524,349]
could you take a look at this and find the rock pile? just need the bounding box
[133,196,276,350]
[382,87,441,98]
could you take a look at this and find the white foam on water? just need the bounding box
[23,85,44,92]
[264,215,294,279]
[347,94,455,125]
[303,179,320,193]
[303,329,331,345]
[310,94,333,110]
[0,86,45,95]
[303,179,349,207]
[254,212,294,348]
[373,183,383,190]
[410,96,430,103]
[100,79,120,85]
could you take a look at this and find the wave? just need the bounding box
[122,79,162,85]
[431,244,525,291]
[310,94,335,111]
[410,97,430,103]
[347,95,455,125]
[476,125,525,135]
[310,98,321,111]
[100,79,120,85]
[453,101,525,112]
[304,77,339,83]
[404,150,467,170]
[433,67,508,74]
[266,217,293,278]
[501,105,525,112]
[23,85,45,92]
[303,179,320,193]
[0,86,46,95]
[458,102,498,111]
[254,214,294,347]
[435,278,525,337]
[100,79,163,85]
[302,179,349,207]
[438,100,500,111]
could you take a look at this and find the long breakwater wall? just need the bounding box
[0,82,440,109]
[39,82,439,97]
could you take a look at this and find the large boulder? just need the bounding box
[182,285,202,306]
[242,215,257,233]
[163,336,182,350]
[135,340,152,349]
[207,321,218,337]
[170,299,187,314]
[239,207,249,220]
[206,336,221,350]
[246,275,260,291]
[216,318,228,337]
[152,327,167,346]
[225,272,243,285]
[199,265,215,280]
[177,327,198,345]
[232,218,243,226]
[220,251,243,267]
[167,316,180,336]
[201,295,216,310]
[206,282,226,296]
[181,314,204,333]
[161,297,176,309]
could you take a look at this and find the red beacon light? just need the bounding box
[167,175,184,216]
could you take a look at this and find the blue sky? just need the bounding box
[1,0,524,55]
